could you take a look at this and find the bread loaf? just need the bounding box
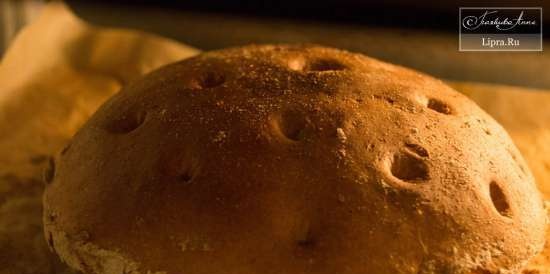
[43,44,546,274]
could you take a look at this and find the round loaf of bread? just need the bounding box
[43,44,546,274]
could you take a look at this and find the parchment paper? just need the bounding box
[0,2,548,274]
[0,2,198,273]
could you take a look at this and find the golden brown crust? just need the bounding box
[44,44,546,274]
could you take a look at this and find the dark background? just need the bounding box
[65,0,550,89]
[68,0,550,37]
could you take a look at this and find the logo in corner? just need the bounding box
[459,7,542,51]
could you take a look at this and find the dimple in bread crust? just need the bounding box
[43,44,546,274]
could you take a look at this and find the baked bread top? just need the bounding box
[43,44,546,274]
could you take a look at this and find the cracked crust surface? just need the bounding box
[43,44,546,274]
